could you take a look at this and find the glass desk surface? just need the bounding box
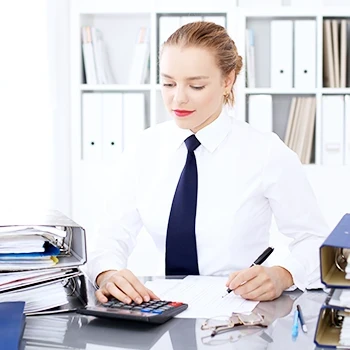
[21,276,327,350]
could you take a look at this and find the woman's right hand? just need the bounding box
[95,269,160,304]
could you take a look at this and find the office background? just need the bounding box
[0,0,350,276]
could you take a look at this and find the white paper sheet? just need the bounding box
[146,276,259,319]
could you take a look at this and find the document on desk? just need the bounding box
[145,276,259,319]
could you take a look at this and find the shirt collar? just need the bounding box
[170,108,232,153]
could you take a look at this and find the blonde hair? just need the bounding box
[161,21,243,106]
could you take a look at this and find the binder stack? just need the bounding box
[314,213,350,348]
[0,210,87,315]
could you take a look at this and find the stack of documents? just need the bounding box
[314,213,350,348]
[0,226,64,270]
[0,211,87,315]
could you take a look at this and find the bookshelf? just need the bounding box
[239,7,350,166]
[70,0,350,273]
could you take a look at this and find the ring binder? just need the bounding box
[314,305,350,348]
[335,248,348,273]
[320,214,350,288]
[315,214,350,348]
[0,211,86,270]
[0,211,87,315]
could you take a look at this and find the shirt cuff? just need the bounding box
[276,256,308,292]
[86,254,125,287]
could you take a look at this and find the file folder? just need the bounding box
[322,95,345,165]
[332,20,340,88]
[345,95,350,165]
[102,93,123,160]
[323,20,335,88]
[320,213,350,288]
[26,272,87,315]
[0,301,25,350]
[0,210,87,270]
[0,267,81,293]
[82,92,103,161]
[314,297,350,348]
[294,20,316,88]
[270,20,293,88]
[0,271,87,315]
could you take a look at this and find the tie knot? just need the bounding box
[185,135,201,152]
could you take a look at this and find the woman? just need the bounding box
[87,21,328,305]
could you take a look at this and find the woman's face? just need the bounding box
[160,45,231,133]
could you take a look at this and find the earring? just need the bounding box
[223,91,230,103]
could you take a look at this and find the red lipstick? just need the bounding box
[173,109,195,117]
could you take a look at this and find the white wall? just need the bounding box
[47,0,72,216]
[0,0,53,212]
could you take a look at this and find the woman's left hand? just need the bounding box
[226,266,294,301]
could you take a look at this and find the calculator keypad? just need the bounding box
[102,299,182,315]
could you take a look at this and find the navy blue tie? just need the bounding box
[166,134,201,276]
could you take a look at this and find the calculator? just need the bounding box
[77,299,188,324]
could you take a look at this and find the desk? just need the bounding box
[22,276,327,349]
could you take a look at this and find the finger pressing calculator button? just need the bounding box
[102,301,114,307]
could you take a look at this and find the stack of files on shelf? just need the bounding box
[0,210,87,315]
[323,19,349,88]
[284,96,316,164]
[314,213,350,348]
[81,26,115,84]
[0,301,25,350]
[322,95,350,165]
[82,92,146,161]
[270,19,316,89]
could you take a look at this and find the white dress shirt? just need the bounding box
[87,109,329,291]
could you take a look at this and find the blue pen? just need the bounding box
[292,309,299,340]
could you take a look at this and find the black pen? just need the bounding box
[223,247,274,297]
[297,304,308,333]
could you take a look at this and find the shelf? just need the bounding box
[244,88,316,95]
[80,84,152,92]
[241,7,350,18]
[241,8,319,18]
[321,88,350,94]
